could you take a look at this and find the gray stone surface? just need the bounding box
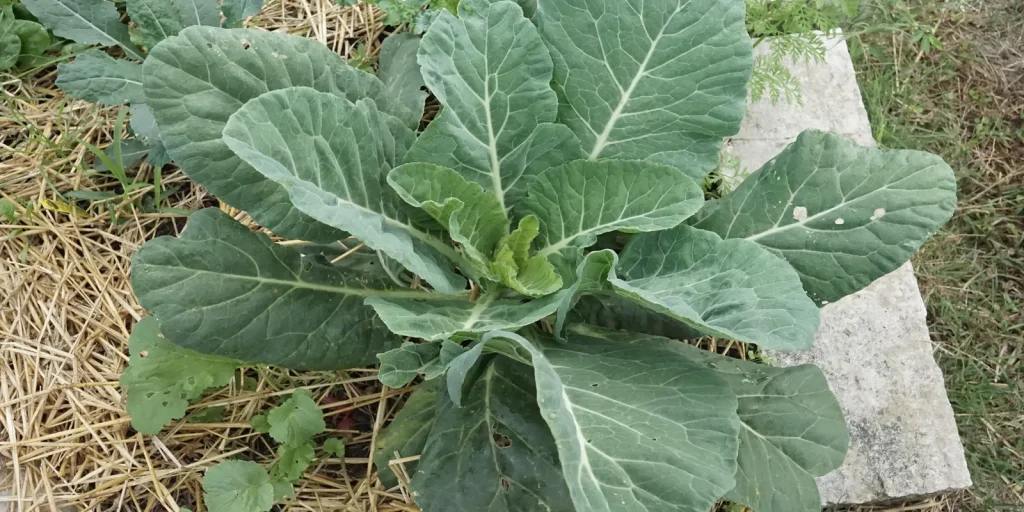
[731,35,972,505]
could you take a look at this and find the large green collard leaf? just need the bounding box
[56,51,144,105]
[144,26,418,243]
[535,0,752,179]
[379,32,426,122]
[524,160,704,268]
[494,328,741,512]
[607,224,819,350]
[131,208,407,370]
[388,163,508,277]
[366,291,563,342]
[223,87,467,294]
[679,348,849,512]
[694,130,957,304]
[171,0,219,27]
[411,359,573,512]
[126,0,183,48]
[407,0,584,210]
[375,381,439,488]
[119,317,241,434]
[21,0,144,60]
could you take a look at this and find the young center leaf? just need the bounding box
[120,317,241,435]
[490,215,563,296]
[378,32,427,121]
[535,0,752,179]
[55,51,145,105]
[410,358,574,512]
[488,329,742,512]
[21,0,144,60]
[374,380,439,488]
[679,347,849,512]
[523,160,704,272]
[126,0,184,48]
[694,130,957,305]
[131,208,408,370]
[406,0,585,209]
[604,224,820,351]
[222,87,467,294]
[143,26,418,243]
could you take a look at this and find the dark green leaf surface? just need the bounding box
[0,30,20,70]
[500,328,741,512]
[377,342,443,388]
[9,19,50,68]
[126,0,183,48]
[535,0,751,179]
[21,0,143,59]
[610,225,820,351]
[119,317,241,434]
[56,51,144,105]
[144,26,418,242]
[411,359,573,512]
[379,32,426,122]
[367,291,562,342]
[407,0,584,209]
[678,347,849,512]
[223,87,467,294]
[694,130,957,304]
[132,208,405,370]
[524,160,704,268]
[375,381,439,488]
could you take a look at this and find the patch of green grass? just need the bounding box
[848,1,1024,509]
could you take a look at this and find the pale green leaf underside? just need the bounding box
[610,224,820,351]
[366,291,563,342]
[694,130,957,304]
[407,0,584,209]
[203,460,274,512]
[119,317,241,435]
[524,160,704,266]
[126,0,183,48]
[536,0,752,179]
[170,0,219,27]
[505,328,741,512]
[21,0,144,60]
[411,359,573,512]
[223,87,467,294]
[56,51,144,105]
[377,342,444,388]
[379,32,427,122]
[375,381,439,488]
[388,162,508,277]
[132,208,404,370]
[144,26,417,243]
[678,347,849,512]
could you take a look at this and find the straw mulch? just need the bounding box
[0,1,422,511]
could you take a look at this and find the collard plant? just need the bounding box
[121,0,957,510]
[19,0,266,168]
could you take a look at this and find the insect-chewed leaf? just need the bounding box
[375,380,439,488]
[20,0,144,60]
[536,0,752,179]
[608,224,820,351]
[223,87,467,294]
[119,317,241,435]
[56,51,144,105]
[126,0,183,48]
[131,208,408,370]
[203,460,274,512]
[171,0,219,27]
[143,26,418,243]
[379,32,427,122]
[675,346,849,512]
[491,328,741,512]
[388,162,509,278]
[407,0,584,210]
[694,130,958,305]
[524,160,704,270]
[377,342,444,388]
[411,358,573,512]
[367,291,563,342]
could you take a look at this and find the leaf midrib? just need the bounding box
[50,0,143,60]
